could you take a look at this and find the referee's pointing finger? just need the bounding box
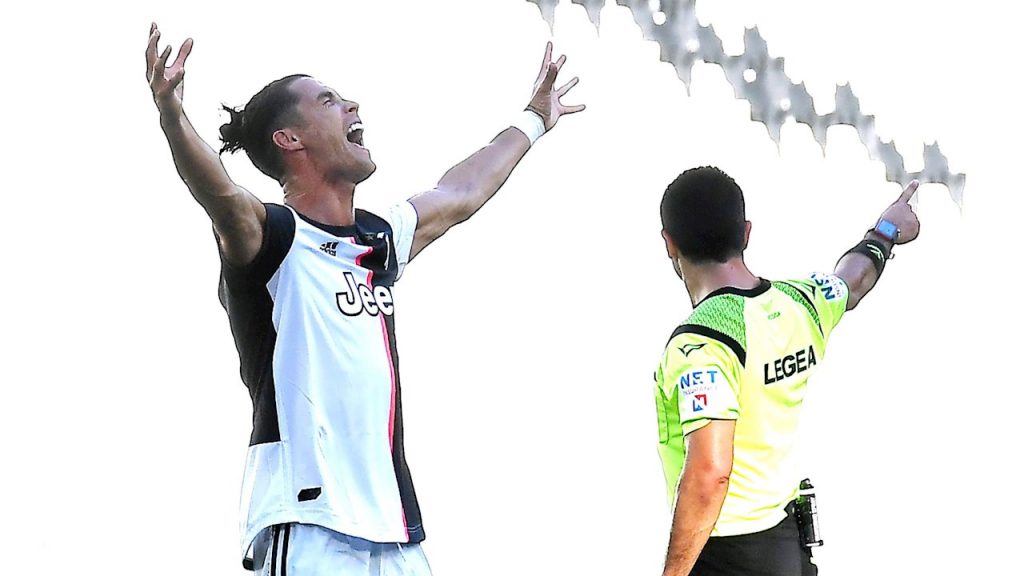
[899,179,920,204]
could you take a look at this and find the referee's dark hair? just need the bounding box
[219,74,310,183]
[661,166,747,264]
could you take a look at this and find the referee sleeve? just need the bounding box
[807,272,850,339]
[661,337,743,437]
[783,273,850,341]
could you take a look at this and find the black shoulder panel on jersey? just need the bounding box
[668,324,746,366]
[219,203,296,292]
[354,210,399,286]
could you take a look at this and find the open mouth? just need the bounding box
[347,122,365,148]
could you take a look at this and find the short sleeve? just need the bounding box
[807,272,849,337]
[383,201,418,281]
[782,272,850,339]
[661,335,743,436]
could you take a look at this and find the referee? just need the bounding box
[145,24,583,575]
[653,167,920,575]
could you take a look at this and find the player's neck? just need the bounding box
[282,173,358,227]
[681,257,760,307]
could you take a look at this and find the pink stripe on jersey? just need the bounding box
[352,241,396,449]
[354,238,409,538]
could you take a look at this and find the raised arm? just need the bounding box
[835,180,921,310]
[146,23,265,266]
[406,42,585,259]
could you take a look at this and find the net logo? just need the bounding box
[336,271,394,317]
[679,368,720,389]
[764,346,817,385]
[692,394,708,412]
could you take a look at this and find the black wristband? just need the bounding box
[841,238,890,277]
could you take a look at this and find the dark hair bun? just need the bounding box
[218,105,246,154]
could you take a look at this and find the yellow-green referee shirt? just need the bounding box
[654,273,849,537]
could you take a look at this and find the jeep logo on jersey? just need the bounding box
[336,271,394,317]
[764,346,817,385]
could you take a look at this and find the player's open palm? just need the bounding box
[526,42,585,132]
[146,23,193,116]
[878,180,921,245]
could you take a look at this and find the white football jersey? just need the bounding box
[218,201,423,560]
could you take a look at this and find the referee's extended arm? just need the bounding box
[146,24,266,268]
[835,181,921,310]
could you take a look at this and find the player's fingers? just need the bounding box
[167,68,186,92]
[539,62,558,92]
[556,76,579,96]
[172,38,194,70]
[154,44,172,79]
[534,41,553,85]
[146,26,161,77]
[898,179,920,204]
[553,53,566,71]
[561,103,586,114]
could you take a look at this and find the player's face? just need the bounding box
[289,77,376,184]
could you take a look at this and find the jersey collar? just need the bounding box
[697,278,771,306]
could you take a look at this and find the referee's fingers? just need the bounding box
[898,179,920,204]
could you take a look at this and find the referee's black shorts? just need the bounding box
[692,503,817,576]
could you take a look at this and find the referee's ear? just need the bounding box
[742,221,752,250]
[662,229,678,259]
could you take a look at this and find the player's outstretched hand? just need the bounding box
[526,42,585,132]
[877,180,921,245]
[146,23,193,116]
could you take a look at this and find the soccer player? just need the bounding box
[654,167,920,575]
[145,23,583,575]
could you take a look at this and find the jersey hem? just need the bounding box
[711,506,789,538]
[241,508,420,559]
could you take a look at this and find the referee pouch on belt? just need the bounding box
[794,478,824,549]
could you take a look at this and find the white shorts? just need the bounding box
[251,524,432,576]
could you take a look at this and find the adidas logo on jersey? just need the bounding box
[320,241,339,257]
[336,271,395,317]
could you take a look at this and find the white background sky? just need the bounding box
[1,1,1019,574]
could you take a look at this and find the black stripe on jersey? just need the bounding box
[269,525,280,576]
[280,524,291,576]
[356,210,425,543]
[385,312,425,542]
[670,324,747,367]
[219,205,296,447]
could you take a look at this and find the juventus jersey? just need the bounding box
[218,201,423,559]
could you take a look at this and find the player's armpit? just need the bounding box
[207,190,267,267]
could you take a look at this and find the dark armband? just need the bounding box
[840,237,891,276]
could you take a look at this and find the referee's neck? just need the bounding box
[681,257,760,307]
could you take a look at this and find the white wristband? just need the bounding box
[511,109,546,145]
